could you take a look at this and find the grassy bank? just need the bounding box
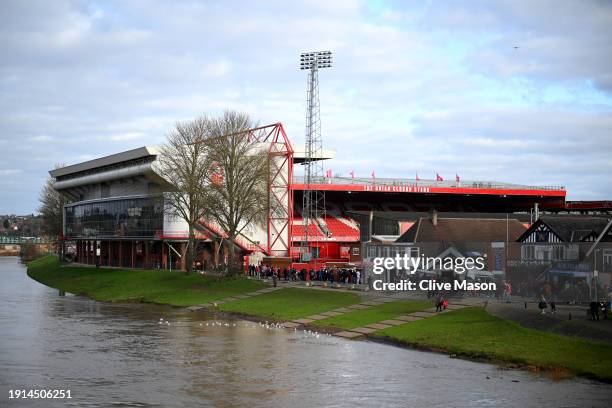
[218,287,360,320]
[27,255,266,306]
[312,300,432,330]
[27,256,612,382]
[375,307,612,382]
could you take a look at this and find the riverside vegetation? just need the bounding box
[28,256,612,382]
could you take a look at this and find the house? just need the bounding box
[516,216,612,294]
[396,213,527,278]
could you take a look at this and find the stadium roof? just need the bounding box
[50,146,158,178]
[292,147,335,164]
[347,211,534,222]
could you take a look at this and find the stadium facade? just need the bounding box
[51,122,583,271]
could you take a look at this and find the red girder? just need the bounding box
[245,123,294,256]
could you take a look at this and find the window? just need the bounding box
[535,246,551,261]
[603,250,612,273]
[522,245,535,260]
[535,230,549,242]
[553,245,565,260]
[64,196,163,239]
[312,247,320,259]
[368,245,377,258]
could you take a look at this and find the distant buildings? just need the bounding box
[512,216,612,296]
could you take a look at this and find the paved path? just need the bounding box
[185,284,486,341]
[186,286,612,344]
[486,300,612,343]
[333,299,485,339]
[184,286,283,312]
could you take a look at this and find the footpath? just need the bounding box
[183,281,611,343]
[486,300,612,343]
[184,282,485,340]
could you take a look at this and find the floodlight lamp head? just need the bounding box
[299,50,333,70]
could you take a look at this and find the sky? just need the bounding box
[1,0,611,214]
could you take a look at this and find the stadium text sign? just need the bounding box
[363,185,430,193]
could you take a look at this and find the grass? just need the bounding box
[312,300,432,330]
[26,256,612,382]
[27,255,266,307]
[375,307,612,382]
[219,287,360,321]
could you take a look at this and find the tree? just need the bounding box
[202,111,270,276]
[39,166,65,238]
[157,117,212,274]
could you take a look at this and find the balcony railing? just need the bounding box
[292,176,565,191]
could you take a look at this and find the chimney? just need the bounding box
[431,210,438,226]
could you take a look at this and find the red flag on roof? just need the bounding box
[371,170,376,179]
[456,173,460,183]
[415,172,420,181]
[326,169,332,178]
[350,170,355,179]
[436,173,443,181]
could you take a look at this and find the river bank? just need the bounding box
[6,255,610,407]
[27,255,612,383]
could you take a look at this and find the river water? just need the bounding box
[0,257,610,407]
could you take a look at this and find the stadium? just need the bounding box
[50,120,609,272]
[48,49,612,278]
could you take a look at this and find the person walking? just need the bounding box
[506,281,512,303]
[436,294,444,312]
[550,299,556,314]
[272,271,278,288]
[589,300,599,321]
[538,295,547,315]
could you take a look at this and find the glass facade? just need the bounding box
[65,196,163,238]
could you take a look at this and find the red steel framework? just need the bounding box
[246,123,294,256]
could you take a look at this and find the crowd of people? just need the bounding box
[246,264,362,285]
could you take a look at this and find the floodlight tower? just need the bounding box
[300,51,332,264]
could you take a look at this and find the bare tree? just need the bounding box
[203,111,269,275]
[157,117,212,274]
[39,164,65,238]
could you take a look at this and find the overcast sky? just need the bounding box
[1,0,611,214]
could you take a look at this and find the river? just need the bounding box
[0,257,610,407]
